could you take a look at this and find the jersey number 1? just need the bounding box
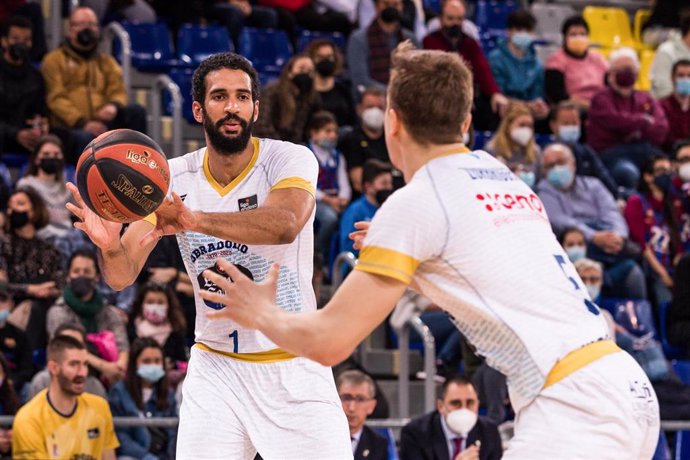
[554,255,600,316]
[229,330,238,353]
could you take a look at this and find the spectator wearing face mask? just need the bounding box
[305,39,356,129]
[587,47,669,192]
[108,337,178,460]
[339,160,393,256]
[650,16,690,99]
[486,103,541,185]
[253,54,321,144]
[673,141,690,196]
[488,10,548,123]
[400,375,502,460]
[549,102,618,198]
[46,249,129,383]
[16,135,73,242]
[544,15,608,111]
[660,59,690,152]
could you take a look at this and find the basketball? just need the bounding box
[75,129,170,223]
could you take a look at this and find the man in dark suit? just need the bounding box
[400,375,502,460]
[337,369,389,460]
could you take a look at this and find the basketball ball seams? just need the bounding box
[76,152,98,214]
[94,129,165,154]
[95,158,165,217]
[86,166,136,222]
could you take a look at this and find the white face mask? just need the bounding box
[142,303,168,324]
[679,163,690,183]
[446,408,478,436]
[361,107,385,131]
[510,127,533,147]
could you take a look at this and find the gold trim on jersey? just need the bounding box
[271,176,316,197]
[203,137,260,196]
[544,339,620,389]
[355,246,420,284]
[436,145,472,158]
[195,342,296,363]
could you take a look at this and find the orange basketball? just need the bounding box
[75,129,170,223]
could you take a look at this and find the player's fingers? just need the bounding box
[263,263,280,289]
[353,221,370,230]
[202,269,235,293]
[139,229,162,247]
[215,260,249,285]
[65,202,85,219]
[66,182,86,206]
[199,290,232,309]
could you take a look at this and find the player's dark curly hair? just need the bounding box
[192,52,260,105]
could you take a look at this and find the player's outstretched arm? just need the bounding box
[66,183,159,291]
[203,260,407,366]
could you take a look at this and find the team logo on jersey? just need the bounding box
[180,194,187,202]
[87,427,100,439]
[198,262,254,310]
[238,194,258,212]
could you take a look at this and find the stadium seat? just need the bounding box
[601,299,657,339]
[297,30,347,53]
[32,348,46,368]
[480,35,499,54]
[673,360,690,385]
[675,430,690,460]
[238,28,293,77]
[0,162,12,191]
[177,23,233,67]
[658,301,685,358]
[633,8,652,50]
[535,133,555,148]
[167,67,196,125]
[2,152,28,170]
[531,3,576,45]
[636,49,655,91]
[118,21,179,72]
[373,427,399,460]
[472,131,493,150]
[652,431,671,460]
[474,0,520,38]
[582,7,638,52]
[423,0,442,15]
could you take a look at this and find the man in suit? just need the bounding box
[337,369,389,460]
[400,375,502,460]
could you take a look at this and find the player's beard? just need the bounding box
[204,109,254,156]
[57,370,86,396]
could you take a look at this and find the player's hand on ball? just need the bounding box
[203,260,280,329]
[140,192,197,247]
[349,221,371,250]
[66,182,123,251]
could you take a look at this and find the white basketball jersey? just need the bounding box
[355,150,610,412]
[168,137,317,354]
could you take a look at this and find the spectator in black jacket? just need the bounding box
[0,283,32,393]
[668,253,690,355]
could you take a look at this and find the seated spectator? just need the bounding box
[41,7,147,163]
[538,143,647,300]
[486,103,541,179]
[108,337,178,460]
[307,111,351,261]
[259,0,352,38]
[573,258,605,304]
[668,253,690,355]
[675,140,690,185]
[0,1,46,61]
[12,336,119,459]
[651,16,690,99]
[27,322,106,400]
[549,102,618,197]
[339,87,390,194]
[82,0,157,24]
[587,47,669,191]
[0,353,18,459]
[488,10,548,122]
[422,0,480,40]
[544,15,608,111]
[16,135,72,241]
[660,59,690,151]
[347,0,417,95]
[339,159,393,256]
[624,155,684,304]
[46,249,129,383]
[0,283,32,393]
[642,0,690,47]
[127,282,188,383]
[306,39,357,129]
[254,54,320,144]
[204,0,278,48]
[336,369,388,460]
[422,0,508,130]
[400,375,502,460]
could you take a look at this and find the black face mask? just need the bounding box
[315,59,336,77]
[76,28,98,48]
[375,189,393,205]
[9,211,29,230]
[39,158,63,175]
[445,25,462,39]
[654,173,673,192]
[7,43,29,62]
[380,7,400,24]
[69,276,95,298]
[292,73,313,93]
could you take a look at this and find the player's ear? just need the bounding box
[386,107,400,137]
[253,100,260,122]
[192,101,204,124]
[461,113,472,138]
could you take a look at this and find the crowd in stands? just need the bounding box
[0,0,689,457]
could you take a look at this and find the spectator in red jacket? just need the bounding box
[587,47,669,192]
[660,59,690,152]
[259,0,352,43]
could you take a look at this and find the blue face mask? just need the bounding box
[558,125,581,144]
[316,138,337,150]
[0,310,9,323]
[676,78,690,96]
[518,171,535,188]
[547,165,575,190]
[137,364,165,384]
[511,32,533,50]
[566,246,586,262]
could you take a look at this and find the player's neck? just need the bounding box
[401,142,468,182]
[47,383,77,416]
[206,141,255,187]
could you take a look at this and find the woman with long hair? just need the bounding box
[108,338,177,460]
[253,54,321,143]
[0,353,19,459]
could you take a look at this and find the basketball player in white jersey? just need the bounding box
[66,53,351,459]
[200,43,661,459]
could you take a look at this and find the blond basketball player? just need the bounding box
[200,43,661,459]
[66,53,351,459]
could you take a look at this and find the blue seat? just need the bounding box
[652,430,671,460]
[535,133,555,148]
[167,67,197,125]
[118,21,179,72]
[472,131,494,150]
[177,23,233,67]
[480,35,499,53]
[32,349,46,368]
[474,0,520,38]
[676,430,690,460]
[423,0,442,15]
[373,427,399,460]
[673,360,690,385]
[2,152,28,170]
[602,298,658,339]
[238,28,293,75]
[659,301,685,358]
[297,30,347,53]
[0,162,12,190]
